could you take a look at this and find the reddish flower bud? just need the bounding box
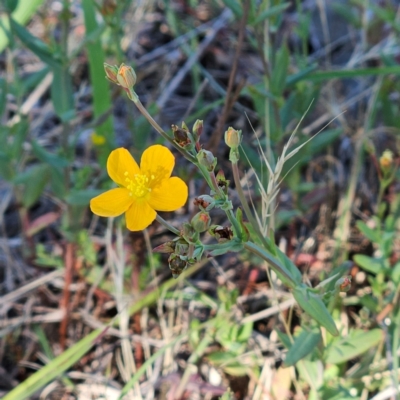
[191,211,211,233]
[335,276,352,292]
[153,241,176,254]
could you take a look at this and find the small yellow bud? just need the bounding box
[379,150,393,171]
[117,64,136,89]
[91,132,106,146]
[224,127,241,149]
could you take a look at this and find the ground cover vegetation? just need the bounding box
[0,0,400,399]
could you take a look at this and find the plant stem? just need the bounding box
[156,214,181,236]
[209,170,242,238]
[130,91,197,163]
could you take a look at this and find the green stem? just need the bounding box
[156,214,181,236]
[130,91,197,163]
[244,241,296,289]
[209,170,242,238]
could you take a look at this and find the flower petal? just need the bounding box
[140,144,175,179]
[90,188,133,217]
[125,200,157,231]
[148,177,188,211]
[107,148,140,187]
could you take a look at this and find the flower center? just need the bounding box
[124,171,154,198]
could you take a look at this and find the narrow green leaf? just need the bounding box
[325,329,383,364]
[307,66,400,81]
[222,0,242,18]
[9,18,60,69]
[293,285,339,336]
[2,328,102,400]
[13,164,50,208]
[51,64,75,122]
[270,44,289,96]
[275,329,292,349]
[356,220,380,243]
[353,254,384,274]
[283,328,321,366]
[65,189,103,206]
[0,78,7,116]
[0,0,45,52]
[254,3,290,25]
[81,0,114,145]
[286,65,318,86]
[31,140,69,168]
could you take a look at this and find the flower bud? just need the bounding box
[209,225,233,242]
[153,241,176,254]
[181,222,198,243]
[216,169,229,193]
[197,149,216,172]
[224,127,241,149]
[335,276,352,292]
[193,195,215,211]
[104,63,119,84]
[168,253,188,278]
[379,150,393,172]
[191,211,211,233]
[172,124,191,147]
[117,64,136,89]
[192,120,203,142]
[91,132,106,146]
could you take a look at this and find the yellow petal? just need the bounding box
[148,177,188,211]
[107,148,140,187]
[90,188,132,217]
[140,145,175,179]
[125,200,157,231]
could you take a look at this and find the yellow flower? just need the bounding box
[90,145,188,231]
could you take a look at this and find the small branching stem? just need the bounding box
[130,91,197,163]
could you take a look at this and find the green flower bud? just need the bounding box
[225,127,241,149]
[104,63,119,84]
[192,120,203,142]
[197,149,216,172]
[191,211,211,233]
[181,222,198,243]
[117,64,137,89]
